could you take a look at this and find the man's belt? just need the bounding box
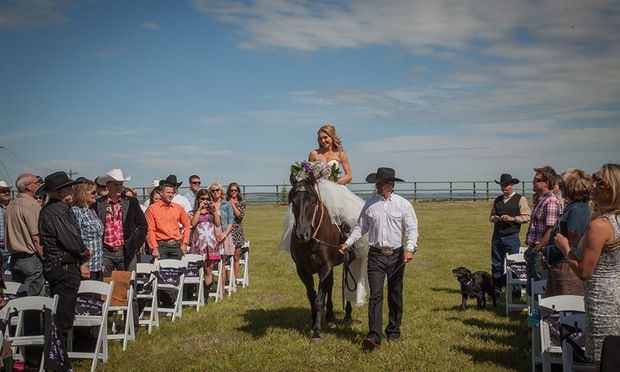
[157,239,182,246]
[104,244,124,252]
[370,246,403,256]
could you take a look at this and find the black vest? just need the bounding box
[493,193,522,235]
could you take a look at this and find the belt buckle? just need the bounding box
[381,247,393,256]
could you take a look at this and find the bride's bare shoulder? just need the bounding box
[308,149,321,161]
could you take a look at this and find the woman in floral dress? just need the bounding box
[227,182,246,282]
[189,189,221,295]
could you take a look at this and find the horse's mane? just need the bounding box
[288,178,318,204]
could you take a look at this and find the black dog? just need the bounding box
[452,267,496,312]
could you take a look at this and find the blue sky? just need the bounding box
[1,0,619,187]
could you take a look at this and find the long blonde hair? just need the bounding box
[597,163,620,214]
[72,181,96,208]
[317,124,343,152]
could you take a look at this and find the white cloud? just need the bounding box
[142,21,159,30]
[170,145,232,156]
[0,0,69,31]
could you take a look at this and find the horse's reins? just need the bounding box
[308,184,358,297]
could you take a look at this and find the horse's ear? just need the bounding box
[290,173,298,187]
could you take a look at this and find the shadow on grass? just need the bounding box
[430,286,461,294]
[448,316,529,370]
[238,306,361,342]
[452,345,528,370]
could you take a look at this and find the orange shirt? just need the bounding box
[145,201,191,248]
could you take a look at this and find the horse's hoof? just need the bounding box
[343,315,352,322]
[310,337,322,344]
[326,315,336,324]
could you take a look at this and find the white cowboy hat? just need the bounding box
[97,168,131,184]
[0,180,10,189]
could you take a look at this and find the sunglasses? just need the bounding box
[533,177,545,183]
[592,174,606,188]
[211,189,221,193]
[191,181,201,185]
[230,189,239,193]
[90,191,97,196]
[0,189,10,194]
[199,197,210,201]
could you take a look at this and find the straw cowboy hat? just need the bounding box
[35,171,83,196]
[0,180,10,190]
[365,167,405,183]
[98,169,132,184]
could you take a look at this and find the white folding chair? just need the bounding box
[224,255,236,295]
[4,295,59,372]
[182,254,205,310]
[136,263,159,334]
[155,259,186,321]
[209,258,224,303]
[235,241,250,288]
[69,280,114,372]
[3,281,23,300]
[505,253,528,315]
[538,295,585,372]
[560,312,591,372]
[530,278,548,371]
[105,271,136,351]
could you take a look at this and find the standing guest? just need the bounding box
[524,166,563,293]
[340,167,419,349]
[71,180,104,281]
[38,172,92,344]
[159,175,193,215]
[5,174,44,295]
[123,187,137,199]
[145,180,191,260]
[95,177,109,197]
[141,184,162,213]
[541,169,592,297]
[189,189,221,298]
[555,163,620,369]
[93,169,147,274]
[553,174,565,208]
[0,180,12,275]
[183,175,202,208]
[226,182,246,281]
[209,182,234,286]
[489,173,531,300]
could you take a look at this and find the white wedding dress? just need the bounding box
[282,160,369,307]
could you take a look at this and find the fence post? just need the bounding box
[486,181,490,201]
[276,185,279,205]
[473,182,476,202]
[449,182,453,201]
[414,182,417,202]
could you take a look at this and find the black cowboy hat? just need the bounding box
[365,167,404,183]
[35,171,83,197]
[159,174,182,187]
[495,173,520,185]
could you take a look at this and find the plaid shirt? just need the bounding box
[103,198,125,248]
[526,191,563,246]
[72,206,104,271]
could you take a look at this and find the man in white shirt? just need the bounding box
[340,167,418,349]
[183,175,201,208]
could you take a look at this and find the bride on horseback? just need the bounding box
[283,124,369,307]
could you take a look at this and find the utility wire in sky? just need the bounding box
[0,145,56,174]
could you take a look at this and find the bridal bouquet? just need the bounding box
[290,160,340,182]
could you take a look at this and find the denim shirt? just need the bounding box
[219,200,234,230]
[542,200,591,265]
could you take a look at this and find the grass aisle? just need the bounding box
[85,202,530,371]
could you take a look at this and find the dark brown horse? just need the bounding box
[288,173,353,343]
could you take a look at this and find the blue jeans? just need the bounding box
[491,232,520,298]
[10,253,45,296]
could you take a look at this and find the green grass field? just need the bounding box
[80,202,531,371]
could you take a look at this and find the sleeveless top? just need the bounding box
[579,212,620,361]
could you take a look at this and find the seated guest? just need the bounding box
[38,172,92,344]
[71,180,104,281]
[542,168,592,296]
[555,163,620,369]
